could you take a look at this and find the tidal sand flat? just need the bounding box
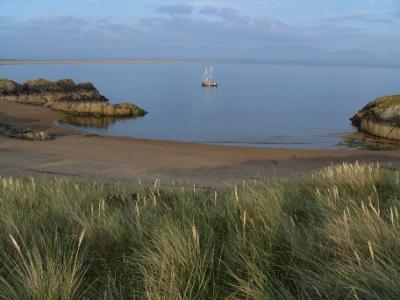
[2,100,400,186]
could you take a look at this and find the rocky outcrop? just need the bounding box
[0,78,106,105]
[351,95,400,141]
[0,123,52,141]
[0,78,147,118]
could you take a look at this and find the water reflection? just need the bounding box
[202,87,218,112]
[342,132,400,151]
[58,115,121,129]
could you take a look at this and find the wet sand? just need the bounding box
[2,101,400,186]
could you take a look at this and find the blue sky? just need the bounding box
[1,0,400,62]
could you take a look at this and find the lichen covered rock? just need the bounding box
[0,123,52,141]
[351,95,400,140]
[0,79,20,95]
[0,78,147,118]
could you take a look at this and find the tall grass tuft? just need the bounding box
[0,163,400,298]
[0,230,87,299]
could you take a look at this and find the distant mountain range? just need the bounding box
[0,59,21,62]
[242,46,399,67]
[123,46,400,68]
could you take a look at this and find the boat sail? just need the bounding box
[202,66,218,87]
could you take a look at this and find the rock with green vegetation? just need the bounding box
[351,95,400,140]
[0,78,147,118]
[48,101,146,118]
[0,123,52,141]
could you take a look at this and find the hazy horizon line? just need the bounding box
[1,57,400,69]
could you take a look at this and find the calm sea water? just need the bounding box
[1,62,400,149]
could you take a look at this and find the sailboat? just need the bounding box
[202,66,218,87]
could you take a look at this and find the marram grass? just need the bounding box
[0,163,400,299]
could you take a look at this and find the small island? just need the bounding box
[0,78,147,118]
[351,95,400,141]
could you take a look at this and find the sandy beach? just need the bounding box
[2,100,400,186]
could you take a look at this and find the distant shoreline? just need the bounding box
[0,59,213,65]
[1,59,400,69]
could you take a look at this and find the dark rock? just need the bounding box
[0,79,20,95]
[56,79,76,91]
[23,78,53,93]
[76,82,97,91]
[0,123,53,141]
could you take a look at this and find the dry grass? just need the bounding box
[0,163,399,299]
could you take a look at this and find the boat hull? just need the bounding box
[202,81,218,87]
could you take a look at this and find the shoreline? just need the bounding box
[2,101,400,186]
[0,59,211,66]
[55,118,353,151]
[1,59,400,70]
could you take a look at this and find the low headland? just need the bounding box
[352,95,400,141]
[0,78,146,140]
[0,78,146,118]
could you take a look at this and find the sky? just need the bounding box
[1,0,400,64]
